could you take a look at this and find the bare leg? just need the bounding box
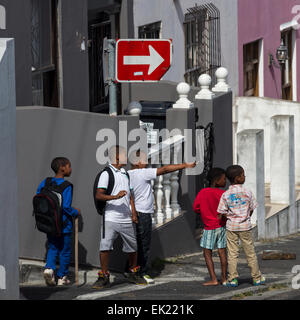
[100,251,110,273]
[203,248,219,286]
[218,248,227,283]
[128,252,138,270]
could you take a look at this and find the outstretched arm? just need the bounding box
[156,162,196,176]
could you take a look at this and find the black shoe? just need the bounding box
[92,271,111,289]
[127,267,148,285]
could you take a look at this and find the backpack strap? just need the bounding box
[45,177,53,188]
[104,166,115,196]
[99,166,115,239]
[56,181,73,194]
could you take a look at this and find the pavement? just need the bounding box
[19,232,300,300]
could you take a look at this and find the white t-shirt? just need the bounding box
[97,165,133,223]
[128,168,157,214]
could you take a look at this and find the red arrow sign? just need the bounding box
[115,39,172,82]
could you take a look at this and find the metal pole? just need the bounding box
[108,39,117,116]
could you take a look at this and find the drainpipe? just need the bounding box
[56,0,64,108]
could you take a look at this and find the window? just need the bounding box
[138,21,161,39]
[31,0,58,106]
[281,30,293,101]
[243,41,259,97]
[184,3,221,87]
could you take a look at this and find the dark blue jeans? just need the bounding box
[136,212,152,275]
[45,233,72,278]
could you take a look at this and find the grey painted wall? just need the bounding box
[0,39,19,300]
[16,106,205,271]
[16,107,139,268]
[0,0,32,106]
[132,0,239,98]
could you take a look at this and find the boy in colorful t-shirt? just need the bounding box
[193,168,227,286]
[217,165,265,287]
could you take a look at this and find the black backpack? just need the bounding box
[93,166,115,216]
[33,178,72,237]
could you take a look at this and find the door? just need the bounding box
[243,41,259,97]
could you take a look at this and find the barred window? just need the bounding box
[184,3,221,87]
[138,21,161,39]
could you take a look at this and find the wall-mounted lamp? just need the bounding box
[268,39,288,68]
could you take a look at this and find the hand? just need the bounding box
[185,161,197,169]
[132,213,138,224]
[115,190,127,199]
[75,208,81,216]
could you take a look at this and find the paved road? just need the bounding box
[20,233,300,300]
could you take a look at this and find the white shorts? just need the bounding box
[99,221,137,253]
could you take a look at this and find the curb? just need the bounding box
[19,260,100,286]
[201,278,292,300]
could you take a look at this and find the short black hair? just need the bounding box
[51,157,70,174]
[226,165,244,183]
[207,167,225,185]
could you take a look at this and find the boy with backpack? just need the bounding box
[193,168,227,286]
[217,165,265,287]
[92,145,147,289]
[34,157,80,286]
[127,150,196,284]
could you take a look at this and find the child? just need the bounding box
[193,168,227,286]
[92,145,146,289]
[217,165,265,287]
[128,150,196,284]
[36,157,80,286]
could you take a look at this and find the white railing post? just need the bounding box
[154,173,165,224]
[163,173,172,220]
[170,146,181,216]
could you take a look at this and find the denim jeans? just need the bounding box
[136,212,152,275]
[45,233,72,278]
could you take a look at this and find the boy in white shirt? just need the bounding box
[92,146,146,289]
[128,150,196,283]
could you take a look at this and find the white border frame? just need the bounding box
[115,39,173,83]
[292,30,297,102]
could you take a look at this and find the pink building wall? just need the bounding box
[238,0,300,101]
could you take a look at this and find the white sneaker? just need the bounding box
[143,275,155,284]
[57,276,71,286]
[43,269,56,286]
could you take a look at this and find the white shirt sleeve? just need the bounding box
[97,171,109,189]
[143,168,157,181]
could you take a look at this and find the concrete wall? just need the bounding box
[238,0,300,101]
[0,39,19,300]
[16,106,204,270]
[132,0,239,97]
[17,107,139,268]
[0,0,32,106]
[235,97,300,184]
